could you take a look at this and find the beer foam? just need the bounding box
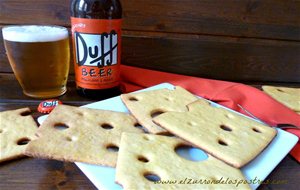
[2,25,69,42]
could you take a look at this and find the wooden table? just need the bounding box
[0,73,299,190]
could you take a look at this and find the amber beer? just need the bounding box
[2,25,70,98]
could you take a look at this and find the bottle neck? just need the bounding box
[71,0,122,19]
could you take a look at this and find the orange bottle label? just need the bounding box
[71,17,122,89]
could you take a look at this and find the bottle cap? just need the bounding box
[38,99,62,113]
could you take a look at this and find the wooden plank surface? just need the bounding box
[0,157,97,190]
[122,31,300,83]
[1,0,299,83]
[1,28,300,83]
[0,0,299,40]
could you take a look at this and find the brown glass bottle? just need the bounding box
[70,0,122,100]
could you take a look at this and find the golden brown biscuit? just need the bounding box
[153,99,277,168]
[116,133,251,190]
[121,86,198,134]
[0,108,38,163]
[262,86,300,112]
[25,105,144,167]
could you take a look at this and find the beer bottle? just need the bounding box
[70,0,122,99]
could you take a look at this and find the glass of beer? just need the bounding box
[2,25,70,98]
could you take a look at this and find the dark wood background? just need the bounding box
[0,1,300,190]
[0,0,299,83]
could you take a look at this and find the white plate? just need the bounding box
[38,83,298,190]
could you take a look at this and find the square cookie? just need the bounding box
[25,105,144,167]
[0,108,38,163]
[153,99,277,168]
[116,133,250,190]
[121,86,198,134]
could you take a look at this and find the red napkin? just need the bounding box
[120,65,300,162]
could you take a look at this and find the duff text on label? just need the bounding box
[75,30,118,68]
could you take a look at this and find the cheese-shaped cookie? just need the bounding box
[116,133,251,190]
[0,108,38,163]
[262,86,300,112]
[153,99,277,168]
[25,105,144,167]
[121,86,198,134]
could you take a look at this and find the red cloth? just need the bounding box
[120,65,300,162]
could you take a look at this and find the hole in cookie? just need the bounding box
[20,110,31,116]
[54,123,69,130]
[134,123,148,133]
[220,125,232,132]
[17,137,31,145]
[277,89,285,93]
[0,129,3,133]
[137,155,149,163]
[252,128,261,133]
[175,144,208,161]
[143,136,150,141]
[134,123,143,129]
[158,132,175,137]
[218,139,228,146]
[101,123,114,130]
[150,110,165,118]
[106,144,119,152]
[144,172,161,182]
[129,97,138,101]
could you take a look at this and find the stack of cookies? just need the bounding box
[116,86,276,189]
[1,86,279,190]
